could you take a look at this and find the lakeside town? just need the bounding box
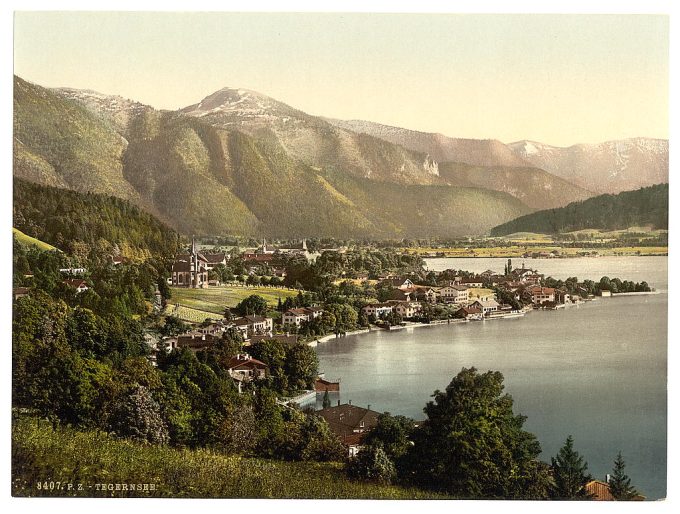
[41,236,650,470]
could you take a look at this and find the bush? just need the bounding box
[346,444,396,484]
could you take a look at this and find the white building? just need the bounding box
[282,307,324,326]
[439,285,470,305]
[361,303,395,319]
[390,301,422,318]
[470,298,499,315]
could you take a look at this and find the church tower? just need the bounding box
[191,236,199,288]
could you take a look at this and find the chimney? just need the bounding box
[368,404,371,411]
[349,399,352,406]
[606,474,611,483]
[337,399,340,406]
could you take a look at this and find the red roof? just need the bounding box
[316,404,380,440]
[228,354,268,370]
[64,279,87,288]
[585,480,645,501]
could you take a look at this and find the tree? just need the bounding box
[160,315,189,337]
[285,344,319,390]
[363,413,415,462]
[404,367,549,499]
[158,277,171,301]
[609,452,639,500]
[235,294,268,316]
[550,435,593,499]
[109,385,169,444]
[346,443,396,484]
[322,390,331,409]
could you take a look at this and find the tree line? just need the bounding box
[491,184,668,236]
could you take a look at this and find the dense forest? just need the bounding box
[490,184,668,236]
[13,178,181,262]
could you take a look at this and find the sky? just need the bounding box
[13,12,668,146]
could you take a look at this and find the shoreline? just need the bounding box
[422,253,667,260]
[308,290,664,348]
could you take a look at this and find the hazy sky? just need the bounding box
[13,12,668,146]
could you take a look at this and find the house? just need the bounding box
[523,273,543,286]
[405,286,439,303]
[176,332,221,352]
[511,267,542,284]
[528,286,555,306]
[455,306,483,321]
[585,480,645,501]
[361,302,394,319]
[384,288,414,302]
[59,267,87,275]
[227,353,268,382]
[172,238,209,288]
[282,307,324,327]
[197,321,228,336]
[232,315,273,339]
[241,253,275,264]
[314,377,340,392]
[13,287,30,300]
[439,285,469,305]
[202,253,228,270]
[276,239,310,257]
[389,301,422,319]
[63,279,89,293]
[316,403,381,456]
[378,278,414,290]
[469,298,499,316]
[459,277,484,288]
[480,269,497,278]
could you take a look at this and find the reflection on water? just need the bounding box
[317,257,667,499]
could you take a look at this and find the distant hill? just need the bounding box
[13,76,534,238]
[490,184,668,236]
[437,162,592,210]
[327,119,594,209]
[13,227,57,252]
[180,87,444,186]
[13,178,181,260]
[508,139,668,194]
[326,118,530,168]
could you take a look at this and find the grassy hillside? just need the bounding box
[13,416,446,499]
[13,178,180,260]
[13,76,140,201]
[12,227,57,251]
[170,285,301,314]
[438,162,593,210]
[490,184,668,236]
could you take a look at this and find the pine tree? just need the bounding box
[322,390,331,409]
[550,435,593,499]
[609,452,639,500]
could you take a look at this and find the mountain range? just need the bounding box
[13,75,668,238]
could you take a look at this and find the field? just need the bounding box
[399,226,667,259]
[165,285,302,321]
[401,243,667,258]
[163,304,218,323]
[13,227,57,251]
[12,416,447,499]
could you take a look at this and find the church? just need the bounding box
[171,238,212,288]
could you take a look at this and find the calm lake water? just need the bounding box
[316,256,667,499]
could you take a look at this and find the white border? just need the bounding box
[2,2,676,514]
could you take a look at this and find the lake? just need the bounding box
[315,256,667,499]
